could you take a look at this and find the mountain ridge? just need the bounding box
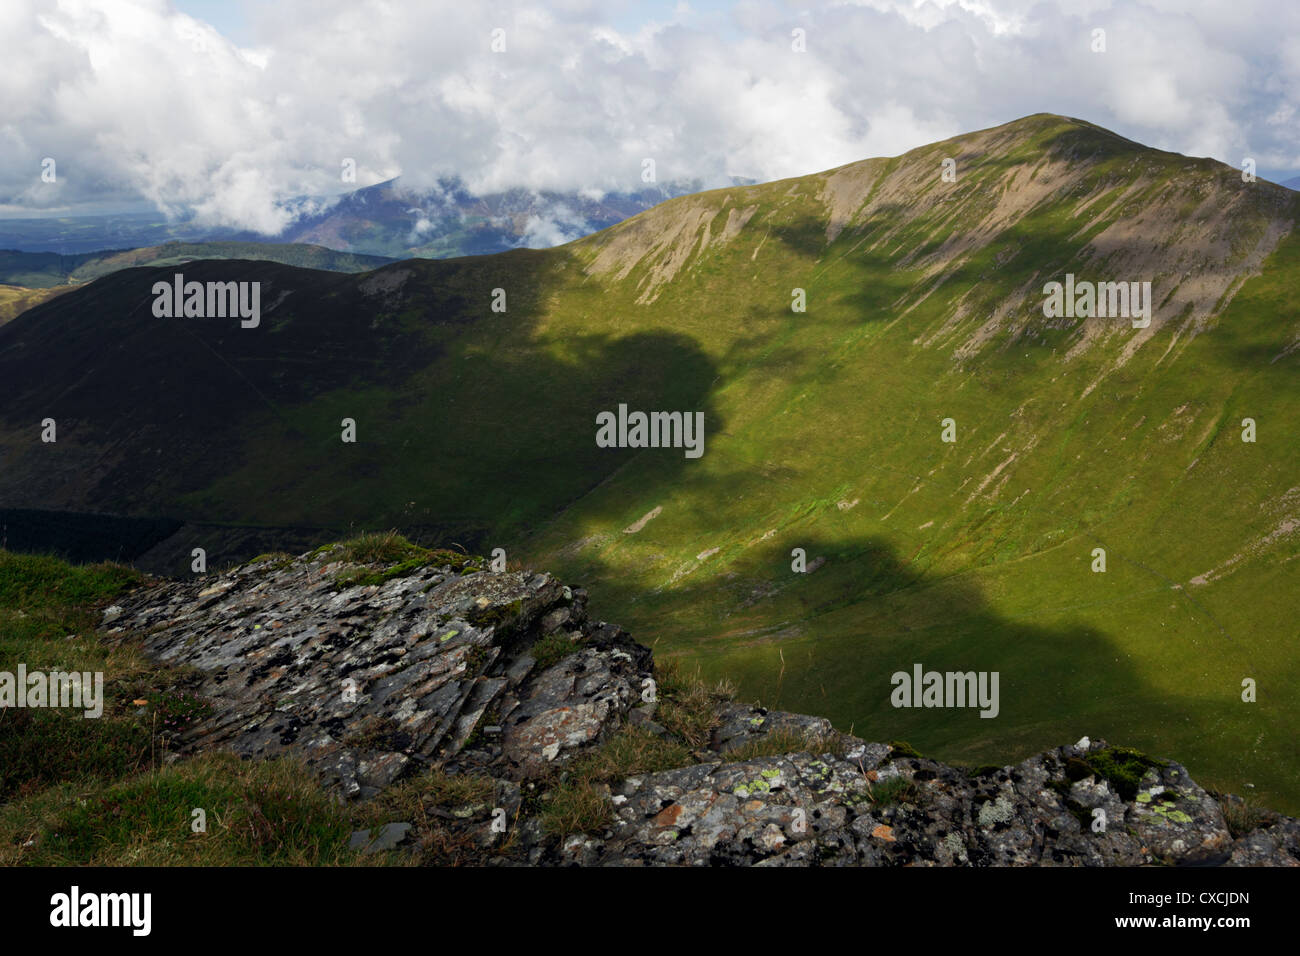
[2,112,1296,811]
[0,241,395,289]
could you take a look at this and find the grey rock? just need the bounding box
[710,703,836,754]
[100,548,1299,866]
[102,549,617,796]
[348,821,412,854]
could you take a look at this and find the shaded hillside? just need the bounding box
[0,242,394,289]
[0,248,716,543]
[1,113,1296,811]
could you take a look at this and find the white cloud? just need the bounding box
[1,0,1298,232]
[521,203,595,247]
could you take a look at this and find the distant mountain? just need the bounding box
[0,178,722,260]
[0,212,259,255]
[1282,176,1300,191]
[2,114,1297,812]
[0,242,394,289]
[276,177,715,258]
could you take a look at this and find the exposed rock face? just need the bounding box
[585,741,1235,867]
[102,550,1299,866]
[103,547,649,798]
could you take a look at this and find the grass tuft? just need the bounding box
[540,725,695,837]
[654,658,734,749]
[530,630,583,670]
[1084,747,1162,802]
[328,531,483,588]
[1216,793,1273,840]
[868,774,918,807]
[721,727,842,762]
[888,740,922,760]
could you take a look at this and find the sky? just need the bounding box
[2,0,1298,232]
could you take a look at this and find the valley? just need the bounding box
[1,113,1295,812]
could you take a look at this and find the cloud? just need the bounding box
[520,202,597,248]
[2,0,1298,232]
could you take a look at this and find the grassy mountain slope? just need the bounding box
[0,241,395,328]
[0,284,70,324]
[1,114,1296,809]
[521,114,1300,810]
[0,242,394,289]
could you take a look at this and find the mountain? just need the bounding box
[0,178,709,260]
[0,241,394,289]
[1282,176,1300,191]
[0,211,259,255]
[0,284,70,324]
[276,177,717,258]
[0,240,396,328]
[1,113,1296,811]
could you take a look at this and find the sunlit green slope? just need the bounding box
[519,114,1300,810]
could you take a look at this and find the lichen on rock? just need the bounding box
[101,548,1300,866]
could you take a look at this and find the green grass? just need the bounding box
[1,752,360,866]
[329,531,482,586]
[0,550,206,803]
[0,549,143,610]
[530,630,583,669]
[539,779,614,838]
[332,530,427,564]
[0,284,67,324]
[540,725,696,837]
[868,775,919,807]
[0,710,154,804]
[653,659,734,749]
[517,119,1300,813]
[380,767,497,812]
[720,726,842,762]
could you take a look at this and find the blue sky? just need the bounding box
[173,0,742,45]
[174,0,253,44]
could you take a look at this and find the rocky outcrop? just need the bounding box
[102,548,1299,866]
[102,546,647,799]
[584,740,1253,867]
